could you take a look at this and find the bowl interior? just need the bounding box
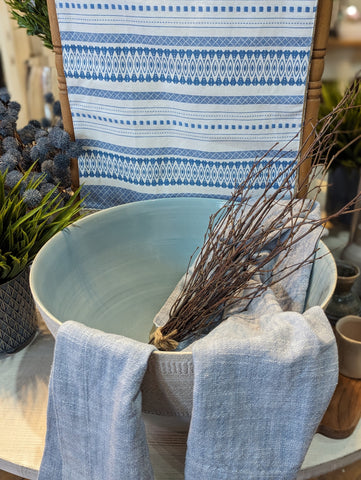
[30,198,225,343]
[30,197,336,343]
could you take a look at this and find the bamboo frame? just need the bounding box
[47,0,79,190]
[47,0,333,196]
[298,0,333,198]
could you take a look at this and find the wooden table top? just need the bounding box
[1,321,361,480]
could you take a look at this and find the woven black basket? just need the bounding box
[0,267,38,354]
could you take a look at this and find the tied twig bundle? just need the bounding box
[149,76,361,351]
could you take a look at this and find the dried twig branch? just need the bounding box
[149,76,361,351]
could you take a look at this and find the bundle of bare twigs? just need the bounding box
[149,76,361,351]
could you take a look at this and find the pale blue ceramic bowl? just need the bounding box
[30,197,336,417]
[30,197,225,342]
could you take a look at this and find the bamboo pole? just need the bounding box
[47,0,80,190]
[298,0,333,198]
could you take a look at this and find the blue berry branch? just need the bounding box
[0,88,83,209]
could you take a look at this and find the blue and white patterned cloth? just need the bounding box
[56,0,319,209]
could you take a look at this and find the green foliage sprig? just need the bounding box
[5,0,52,49]
[318,78,361,169]
[0,167,84,283]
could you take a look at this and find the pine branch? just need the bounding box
[5,0,52,49]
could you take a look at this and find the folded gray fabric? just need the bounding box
[38,321,155,480]
[185,289,338,480]
[154,199,322,339]
[267,201,322,313]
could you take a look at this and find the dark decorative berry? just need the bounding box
[0,89,11,103]
[0,151,19,168]
[27,171,45,187]
[8,101,21,113]
[49,127,70,150]
[36,136,52,155]
[41,159,54,174]
[18,124,36,144]
[20,150,34,170]
[22,189,42,208]
[0,118,15,137]
[0,162,13,174]
[41,117,52,129]
[30,144,48,163]
[0,156,16,172]
[2,137,18,152]
[54,168,72,188]
[29,119,41,129]
[68,140,84,158]
[5,149,21,162]
[35,129,48,140]
[41,160,55,182]
[54,152,70,169]
[39,182,58,200]
[44,92,54,104]
[4,170,23,189]
[53,100,61,116]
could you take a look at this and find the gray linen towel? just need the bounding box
[151,198,337,479]
[185,290,338,480]
[38,321,155,480]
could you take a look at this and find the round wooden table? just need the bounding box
[1,321,361,480]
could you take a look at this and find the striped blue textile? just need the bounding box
[56,0,319,209]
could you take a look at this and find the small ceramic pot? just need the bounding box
[0,267,38,354]
[342,223,361,296]
[326,261,361,326]
[335,315,361,379]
